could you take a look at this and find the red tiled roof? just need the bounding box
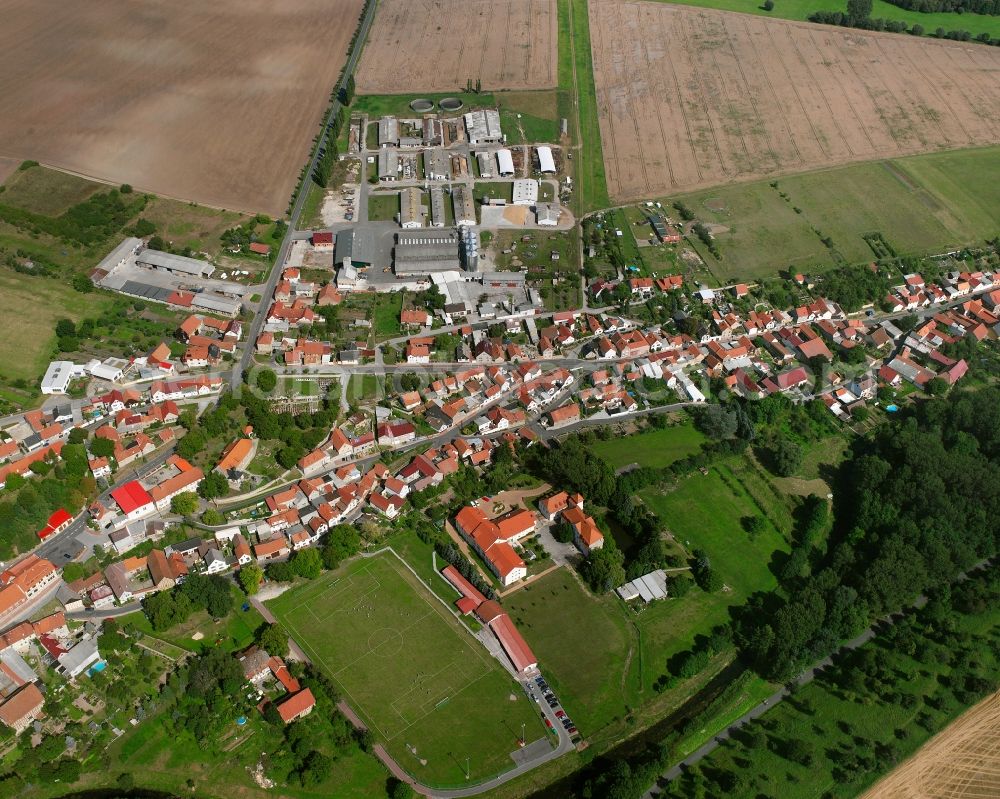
[110,481,154,515]
[276,688,315,723]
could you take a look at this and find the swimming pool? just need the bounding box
[886,404,899,412]
[88,660,107,677]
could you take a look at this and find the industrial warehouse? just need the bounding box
[90,238,249,317]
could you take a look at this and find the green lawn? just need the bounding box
[504,569,639,734]
[0,163,103,215]
[0,272,114,385]
[103,710,387,799]
[371,291,403,339]
[670,147,1000,282]
[641,463,791,593]
[654,0,1000,40]
[498,90,562,146]
[633,461,792,678]
[367,191,398,223]
[268,553,547,787]
[589,423,706,471]
[563,0,610,212]
[121,603,265,654]
[352,92,498,118]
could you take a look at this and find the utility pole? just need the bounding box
[465,757,470,780]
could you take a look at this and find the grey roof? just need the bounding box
[394,230,461,275]
[378,150,399,179]
[463,109,503,144]
[95,237,142,273]
[335,228,377,265]
[136,249,215,277]
[378,116,398,146]
[57,638,101,677]
[0,649,37,685]
[452,184,476,225]
[191,293,242,316]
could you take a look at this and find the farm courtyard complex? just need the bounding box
[0,0,999,798]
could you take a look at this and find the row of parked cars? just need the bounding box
[532,675,578,738]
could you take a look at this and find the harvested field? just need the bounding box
[0,0,365,216]
[356,0,557,93]
[589,1,1000,202]
[860,689,1000,799]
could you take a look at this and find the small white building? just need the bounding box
[536,146,556,174]
[85,358,128,383]
[512,179,539,206]
[496,149,515,178]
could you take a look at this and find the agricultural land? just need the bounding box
[589,1,1000,202]
[860,689,1000,799]
[0,0,365,215]
[355,0,558,93]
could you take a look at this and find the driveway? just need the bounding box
[534,522,580,570]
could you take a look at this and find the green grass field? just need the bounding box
[268,553,547,787]
[672,147,1000,282]
[589,423,706,471]
[633,461,792,677]
[563,0,610,213]
[352,92,498,119]
[0,271,114,384]
[654,0,1000,40]
[366,192,398,223]
[105,709,387,799]
[0,163,103,215]
[121,603,266,654]
[505,569,639,734]
[658,581,1000,799]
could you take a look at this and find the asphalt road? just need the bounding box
[32,445,176,565]
[234,0,380,391]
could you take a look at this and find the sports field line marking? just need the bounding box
[275,552,518,743]
[279,603,398,740]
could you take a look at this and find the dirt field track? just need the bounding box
[0,0,364,216]
[861,690,1000,799]
[590,1,1000,202]
[355,0,557,93]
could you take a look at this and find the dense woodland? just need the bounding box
[885,0,1000,12]
[547,387,1000,799]
[737,386,1000,680]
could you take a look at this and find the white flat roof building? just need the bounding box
[512,179,539,206]
[496,149,515,177]
[536,146,556,174]
[85,358,128,383]
[41,361,82,395]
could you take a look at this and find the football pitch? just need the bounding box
[268,552,546,785]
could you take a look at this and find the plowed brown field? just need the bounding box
[589,1,1000,202]
[355,0,558,93]
[0,0,364,216]
[860,690,1000,799]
